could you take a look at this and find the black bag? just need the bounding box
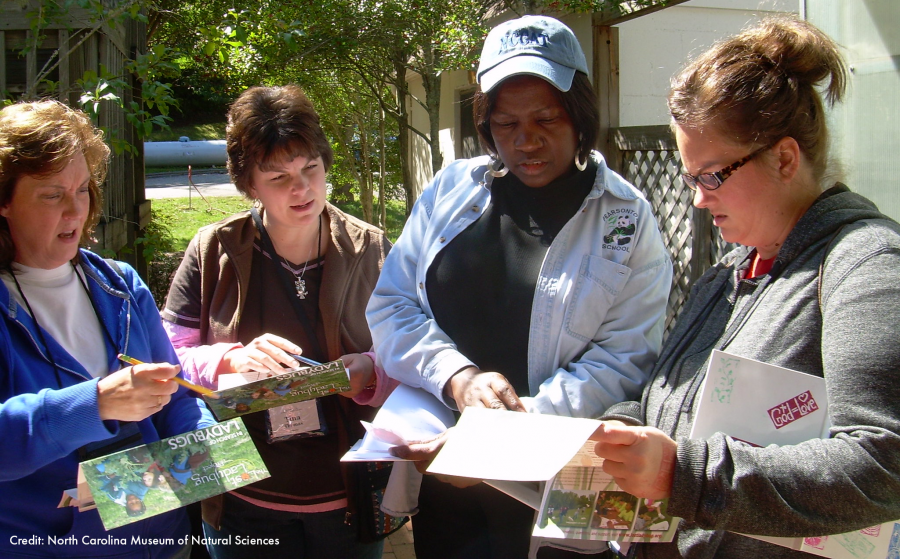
[349,460,409,543]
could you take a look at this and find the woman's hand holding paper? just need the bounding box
[591,420,676,500]
[340,352,375,398]
[445,366,526,413]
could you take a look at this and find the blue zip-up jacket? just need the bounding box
[367,152,672,417]
[0,249,215,558]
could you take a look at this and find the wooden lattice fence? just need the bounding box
[613,125,733,336]
[1,1,149,276]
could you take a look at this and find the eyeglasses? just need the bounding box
[681,146,768,191]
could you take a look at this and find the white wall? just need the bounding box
[806,0,900,221]
[617,0,798,126]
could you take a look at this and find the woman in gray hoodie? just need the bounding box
[592,15,900,558]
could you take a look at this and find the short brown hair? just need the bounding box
[226,85,333,197]
[0,100,108,268]
[473,72,599,164]
[668,15,847,185]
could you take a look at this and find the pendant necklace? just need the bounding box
[287,214,322,299]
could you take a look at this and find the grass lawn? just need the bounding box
[150,196,407,252]
[150,196,252,250]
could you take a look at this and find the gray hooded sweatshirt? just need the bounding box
[605,185,900,558]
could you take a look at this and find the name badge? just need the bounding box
[266,399,327,443]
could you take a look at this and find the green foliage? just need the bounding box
[542,0,674,15]
[333,198,407,244]
[134,206,177,261]
[146,122,227,142]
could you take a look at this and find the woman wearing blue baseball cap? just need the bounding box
[367,15,671,559]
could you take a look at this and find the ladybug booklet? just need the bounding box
[80,418,269,530]
[202,359,350,421]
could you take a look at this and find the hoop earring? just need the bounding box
[575,152,588,172]
[487,157,508,178]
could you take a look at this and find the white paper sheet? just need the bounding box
[426,407,601,481]
[340,383,456,462]
[690,349,831,445]
[484,480,543,510]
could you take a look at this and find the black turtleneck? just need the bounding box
[425,162,596,396]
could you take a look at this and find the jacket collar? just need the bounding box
[773,184,889,274]
[470,150,640,202]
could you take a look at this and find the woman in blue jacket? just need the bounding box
[0,100,215,558]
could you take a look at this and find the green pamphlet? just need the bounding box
[202,359,350,421]
[81,418,269,530]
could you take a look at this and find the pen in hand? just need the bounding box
[117,353,220,399]
[287,353,322,368]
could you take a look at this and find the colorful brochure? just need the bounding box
[203,359,350,421]
[693,350,900,559]
[81,418,269,530]
[533,441,680,544]
[424,407,679,544]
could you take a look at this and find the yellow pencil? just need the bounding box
[117,353,220,399]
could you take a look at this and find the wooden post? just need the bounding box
[691,209,712,284]
[25,30,36,96]
[58,29,69,104]
[594,24,620,173]
[0,32,6,96]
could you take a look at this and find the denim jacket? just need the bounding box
[366,152,672,417]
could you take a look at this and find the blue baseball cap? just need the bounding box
[476,15,588,93]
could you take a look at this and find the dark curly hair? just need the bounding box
[226,85,333,198]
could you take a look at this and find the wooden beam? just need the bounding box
[0,31,6,96]
[58,29,69,103]
[593,0,692,27]
[25,30,35,95]
[595,25,620,172]
[97,217,128,254]
[136,200,152,229]
[0,5,95,31]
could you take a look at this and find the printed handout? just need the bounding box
[341,383,455,462]
[694,350,900,559]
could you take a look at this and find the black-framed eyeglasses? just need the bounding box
[681,146,769,191]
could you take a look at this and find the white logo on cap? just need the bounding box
[499,28,550,54]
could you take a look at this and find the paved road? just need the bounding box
[144,170,239,199]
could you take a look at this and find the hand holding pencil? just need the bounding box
[97,357,184,422]
[117,354,219,399]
